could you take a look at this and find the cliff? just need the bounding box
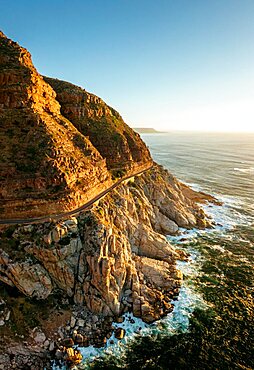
[0,31,151,220]
[0,162,213,367]
[0,31,215,368]
[44,77,152,173]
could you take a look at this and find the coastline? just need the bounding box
[0,166,216,370]
[66,177,253,369]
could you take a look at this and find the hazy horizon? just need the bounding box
[1,0,254,132]
[132,127,254,134]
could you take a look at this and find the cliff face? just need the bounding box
[0,31,151,219]
[44,77,152,173]
[0,164,210,325]
[0,31,112,219]
[0,162,214,366]
[0,31,214,368]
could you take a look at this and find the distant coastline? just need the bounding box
[133,127,162,134]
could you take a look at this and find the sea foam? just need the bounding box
[53,189,252,369]
[52,247,206,370]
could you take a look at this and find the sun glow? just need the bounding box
[155,99,254,132]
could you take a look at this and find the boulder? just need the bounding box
[49,342,55,351]
[0,250,53,299]
[65,348,82,366]
[34,331,46,344]
[62,338,74,348]
[70,316,76,328]
[77,318,85,327]
[64,218,78,233]
[74,333,83,345]
[115,327,125,340]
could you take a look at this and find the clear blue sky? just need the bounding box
[1,0,254,131]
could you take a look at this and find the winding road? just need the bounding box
[0,164,153,225]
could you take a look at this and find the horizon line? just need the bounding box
[131,127,254,134]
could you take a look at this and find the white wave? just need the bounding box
[52,188,253,369]
[52,255,206,370]
[210,244,232,255]
[169,200,243,242]
[233,167,254,174]
[182,181,204,192]
[203,200,253,230]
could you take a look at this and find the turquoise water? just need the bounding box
[56,131,254,369]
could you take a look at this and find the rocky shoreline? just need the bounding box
[0,164,216,369]
[0,31,218,369]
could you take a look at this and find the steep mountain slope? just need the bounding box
[44,77,152,173]
[0,31,151,219]
[0,31,216,368]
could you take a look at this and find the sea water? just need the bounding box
[54,131,254,369]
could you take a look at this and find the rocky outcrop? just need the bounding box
[0,164,211,324]
[0,31,216,368]
[0,249,52,299]
[0,31,151,219]
[0,346,50,370]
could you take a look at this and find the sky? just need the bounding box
[1,0,254,132]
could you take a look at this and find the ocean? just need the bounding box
[144,131,254,218]
[55,131,254,370]
[131,131,254,370]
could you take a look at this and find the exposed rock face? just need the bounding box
[0,31,151,219]
[0,344,50,369]
[0,164,211,323]
[0,249,52,299]
[44,77,152,172]
[0,31,215,368]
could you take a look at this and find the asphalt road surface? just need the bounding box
[0,164,153,225]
